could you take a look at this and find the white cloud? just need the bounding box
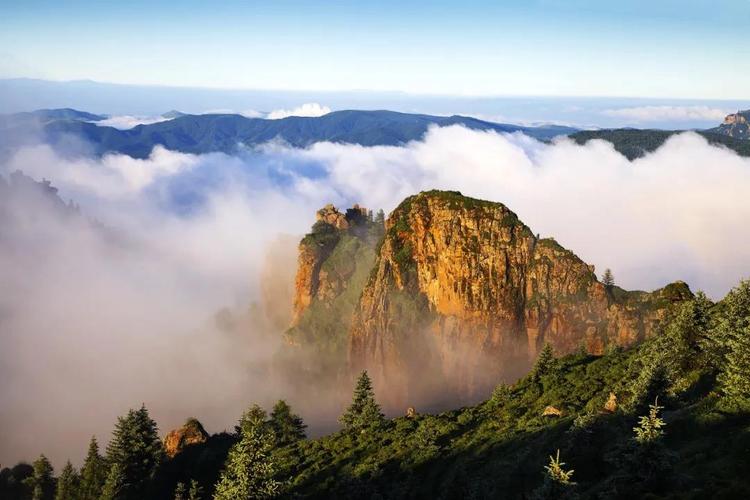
[95,115,172,129]
[7,144,199,197]
[199,109,264,118]
[267,102,331,120]
[602,105,729,122]
[3,124,750,466]
[268,127,750,299]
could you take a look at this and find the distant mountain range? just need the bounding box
[1,107,748,161]
[0,108,578,159]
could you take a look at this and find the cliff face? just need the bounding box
[711,110,750,140]
[284,204,383,384]
[347,191,691,409]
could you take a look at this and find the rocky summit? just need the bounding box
[288,191,692,411]
[710,110,750,140]
[163,418,209,458]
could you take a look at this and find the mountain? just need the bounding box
[288,191,692,411]
[0,108,578,159]
[0,108,105,129]
[569,128,750,160]
[706,109,750,140]
[161,110,187,119]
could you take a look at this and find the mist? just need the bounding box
[2,125,749,467]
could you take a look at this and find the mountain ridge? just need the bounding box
[0,108,579,159]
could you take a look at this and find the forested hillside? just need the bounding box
[3,279,749,499]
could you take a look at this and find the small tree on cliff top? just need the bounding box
[340,371,385,431]
[602,268,615,288]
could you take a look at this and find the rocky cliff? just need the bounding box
[284,204,384,381]
[163,418,209,458]
[346,191,692,410]
[709,110,750,140]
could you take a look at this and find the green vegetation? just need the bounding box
[570,129,750,160]
[269,400,307,445]
[28,455,54,500]
[104,405,164,499]
[3,281,750,499]
[213,422,279,500]
[78,436,107,500]
[339,371,386,431]
[54,461,78,500]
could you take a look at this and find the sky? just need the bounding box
[1,0,749,99]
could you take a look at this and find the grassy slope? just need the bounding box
[272,341,750,499]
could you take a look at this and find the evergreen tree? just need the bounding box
[719,324,750,408]
[705,279,750,371]
[188,480,204,500]
[235,404,269,436]
[339,371,385,431]
[105,405,164,500]
[633,398,666,444]
[213,424,280,500]
[55,461,79,500]
[531,343,555,381]
[99,463,125,500]
[174,482,187,500]
[531,450,577,499]
[79,436,106,500]
[713,280,750,407]
[602,268,615,288]
[269,400,307,445]
[29,455,55,500]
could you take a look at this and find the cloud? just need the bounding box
[267,103,331,120]
[602,105,729,122]
[95,115,173,129]
[201,109,264,118]
[7,144,200,198]
[263,127,750,299]
[3,124,750,466]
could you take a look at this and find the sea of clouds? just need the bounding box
[1,125,749,466]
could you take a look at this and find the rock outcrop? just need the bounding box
[347,191,692,409]
[163,418,209,458]
[710,110,750,140]
[291,204,377,327]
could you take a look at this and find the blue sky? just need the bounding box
[1,0,749,99]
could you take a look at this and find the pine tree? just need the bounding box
[235,404,269,436]
[713,280,750,407]
[79,436,106,500]
[339,371,385,431]
[374,209,385,227]
[29,455,55,500]
[719,324,750,408]
[213,424,280,500]
[269,400,307,445]
[99,463,125,500]
[174,482,187,500]
[633,398,666,444]
[602,269,615,288]
[55,461,79,500]
[105,405,164,500]
[188,479,204,500]
[705,279,750,371]
[531,450,577,499]
[532,343,555,381]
